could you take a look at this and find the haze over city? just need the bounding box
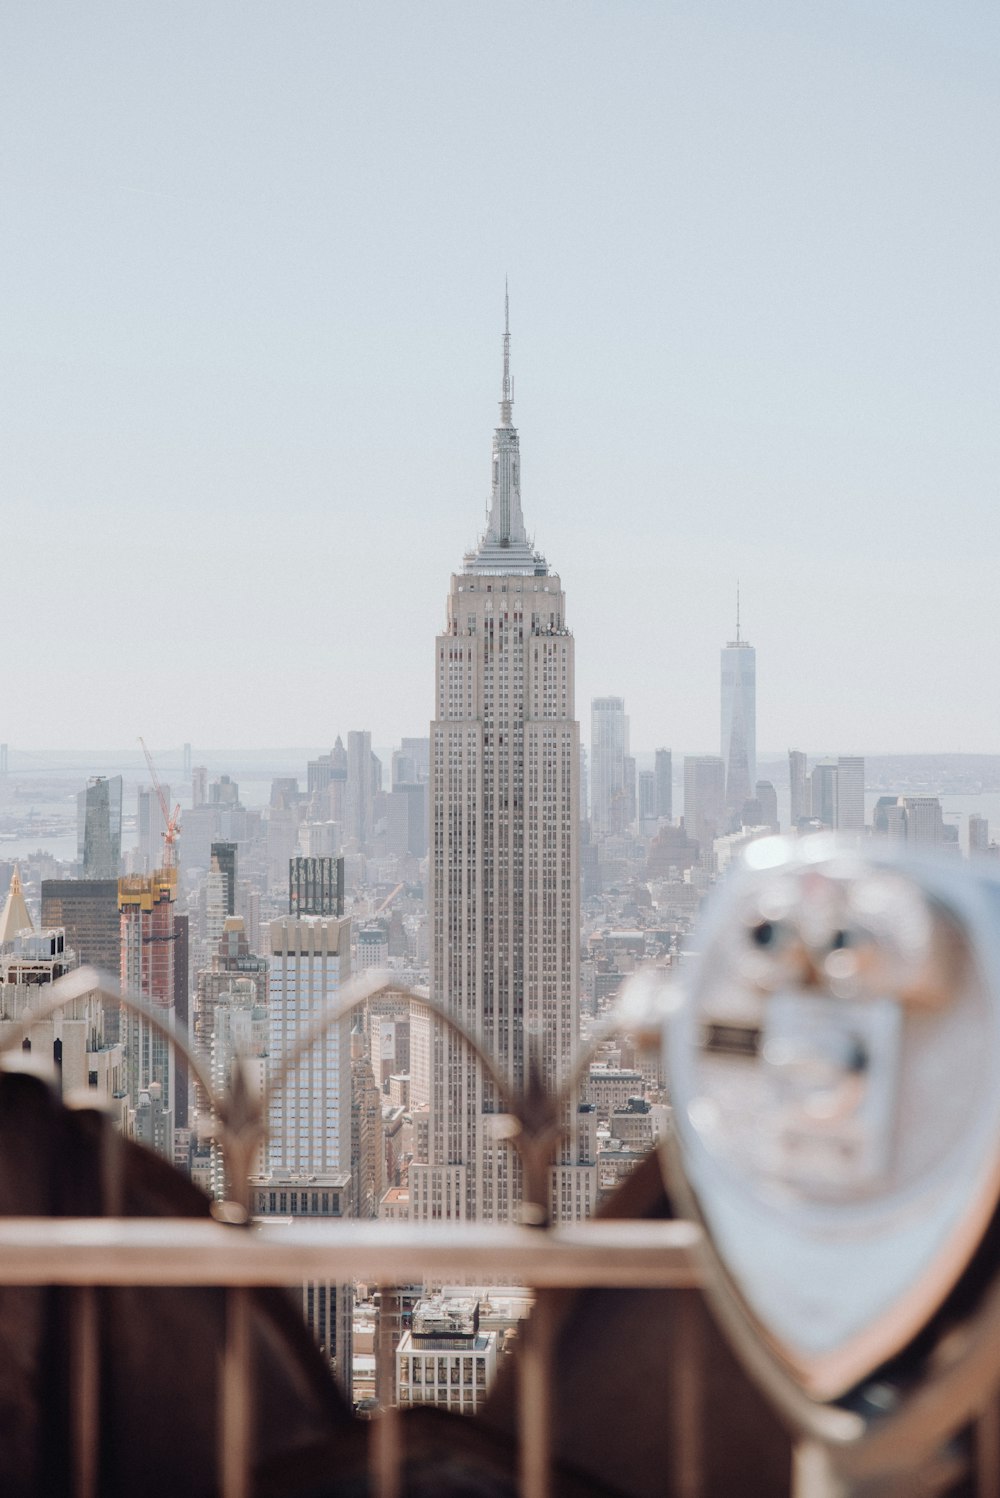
[4,2,999,753]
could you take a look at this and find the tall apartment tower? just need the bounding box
[836,756,865,833]
[591,697,628,840]
[345,732,379,847]
[211,842,238,916]
[78,775,123,878]
[684,755,726,858]
[412,292,593,1224]
[721,597,756,820]
[41,878,122,1040]
[789,750,809,828]
[118,866,179,1155]
[266,914,352,1177]
[810,761,839,829]
[137,784,170,873]
[969,813,990,856]
[654,748,672,823]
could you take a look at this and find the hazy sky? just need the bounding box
[3,3,999,756]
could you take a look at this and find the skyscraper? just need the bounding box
[211,841,238,916]
[118,866,179,1154]
[721,597,756,821]
[836,756,865,833]
[266,913,352,1177]
[41,877,122,1042]
[345,732,379,847]
[654,748,672,823]
[810,761,839,828]
[138,784,170,873]
[412,292,594,1224]
[591,697,628,840]
[788,750,809,828]
[755,779,779,833]
[684,755,726,859]
[78,775,123,878]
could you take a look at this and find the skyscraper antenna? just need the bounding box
[736,580,741,643]
[500,277,512,425]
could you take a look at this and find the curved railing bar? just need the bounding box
[0,958,679,1223]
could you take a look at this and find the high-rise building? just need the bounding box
[78,775,123,878]
[789,750,809,828]
[192,766,208,808]
[289,856,345,917]
[755,779,779,833]
[412,293,594,1224]
[591,697,628,840]
[903,797,945,845]
[351,1031,385,1219]
[266,913,352,1177]
[211,842,238,917]
[346,732,379,847]
[392,738,430,787]
[810,761,839,829]
[683,755,726,858]
[386,783,427,859]
[41,877,122,1041]
[118,866,179,1154]
[623,753,637,832]
[721,600,756,820]
[208,981,268,1200]
[193,917,269,1113]
[211,774,240,807]
[836,756,865,833]
[969,813,990,856]
[138,784,170,873]
[654,749,672,823]
[637,770,658,833]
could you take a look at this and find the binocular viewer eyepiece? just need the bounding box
[641,835,1000,1489]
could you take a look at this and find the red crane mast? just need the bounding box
[138,737,181,870]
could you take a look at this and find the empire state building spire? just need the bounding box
[465,285,547,576]
[500,277,513,427]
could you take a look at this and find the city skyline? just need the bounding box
[4,6,1000,754]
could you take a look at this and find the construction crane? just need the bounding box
[138,737,181,869]
[374,881,405,917]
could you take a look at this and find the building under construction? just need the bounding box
[118,865,179,1156]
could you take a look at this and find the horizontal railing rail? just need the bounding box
[0,1217,705,1288]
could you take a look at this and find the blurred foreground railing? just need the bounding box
[0,1216,703,1287]
[0,1214,707,1498]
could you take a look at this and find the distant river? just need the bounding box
[0,832,78,864]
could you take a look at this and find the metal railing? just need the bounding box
[0,1215,705,1498]
[2,963,991,1498]
[0,965,701,1498]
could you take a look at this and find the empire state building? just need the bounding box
[409,294,596,1224]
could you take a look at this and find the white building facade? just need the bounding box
[590,696,629,840]
[266,914,352,1176]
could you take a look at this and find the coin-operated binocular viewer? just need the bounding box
[659,836,1000,1497]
